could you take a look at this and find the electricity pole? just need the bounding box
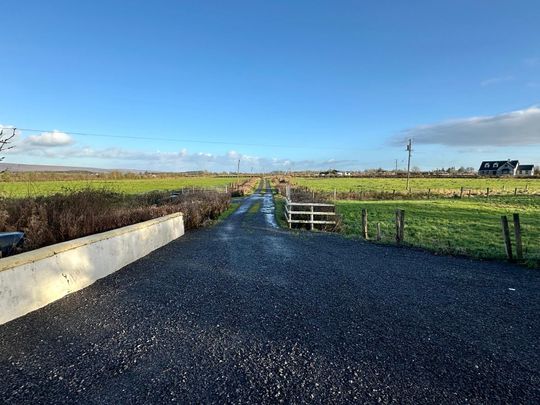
[406,139,412,191]
[395,159,398,173]
[237,159,240,186]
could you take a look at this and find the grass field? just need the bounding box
[0,176,246,197]
[294,177,540,193]
[336,196,540,267]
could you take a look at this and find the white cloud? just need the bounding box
[393,106,540,147]
[480,76,514,86]
[1,125,359,171]
[4,136,357,171]
[26,130,73,146]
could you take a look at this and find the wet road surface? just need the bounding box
[1,181,539,403]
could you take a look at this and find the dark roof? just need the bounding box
[518,164,534,170]
[479,160,519,171]
[319,169,341,174]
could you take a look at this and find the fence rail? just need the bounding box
[287,185,539,201]
[284,199,336,230]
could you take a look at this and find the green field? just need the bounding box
[336,196,540,267]
[294,177,540,193]
[0,177,245,197]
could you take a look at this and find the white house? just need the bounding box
[517,165,535,176]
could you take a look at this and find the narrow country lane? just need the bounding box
[0,180,539,404]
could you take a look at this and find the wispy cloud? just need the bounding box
[392,106,540,147]
[480,75,514,86]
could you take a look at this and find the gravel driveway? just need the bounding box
[1,181,539,404]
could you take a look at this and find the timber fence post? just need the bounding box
[361,209,368,240]
[500,215,513,261]
[395,209,402,245]
[513,213,523,261]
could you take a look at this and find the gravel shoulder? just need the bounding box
[1,181,539,404]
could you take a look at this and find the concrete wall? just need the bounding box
[0,212,184,325]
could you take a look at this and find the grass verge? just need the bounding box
[217,200,241,221]
[273,194,289,229]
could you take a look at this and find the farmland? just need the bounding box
[0,176,245,197]
[274,177,540,267]
[337,197,540,267]
[293,176,540,193]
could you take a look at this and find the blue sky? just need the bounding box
[1,0,539,172]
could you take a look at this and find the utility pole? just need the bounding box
[406,139,412,191]
[395,159,398,173]
[237,159,240,186]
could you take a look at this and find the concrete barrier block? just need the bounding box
[0,212,184,325]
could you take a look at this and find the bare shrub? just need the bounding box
[231,177,260,196]
[0,188,230,254]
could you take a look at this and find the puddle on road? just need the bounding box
[224,185,277,230]
[261,192,278,228]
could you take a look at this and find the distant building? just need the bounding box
[517,164,535,176]
[318,169,351,177]
[478,160,519,176]
[478,160,535,176]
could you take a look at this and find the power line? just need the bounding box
[15,127,355,151]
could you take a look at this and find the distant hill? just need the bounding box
[0,162,139,173]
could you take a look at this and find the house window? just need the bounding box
[493,163,499,168]
[484,163,490,168]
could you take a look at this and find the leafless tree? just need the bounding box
[0,128,16,160]
[0,128,16,173]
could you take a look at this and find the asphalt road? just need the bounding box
[1,181,539,404]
